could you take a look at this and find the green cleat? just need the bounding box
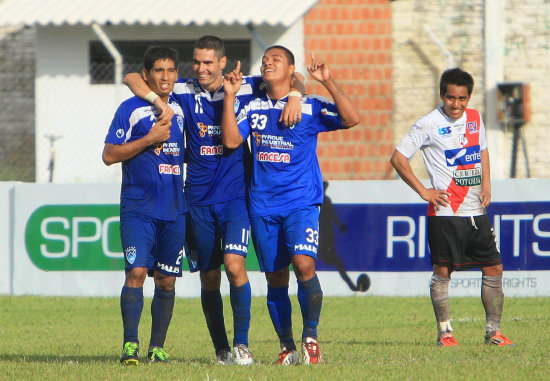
[120,342,139,365]
[147,347,170,363]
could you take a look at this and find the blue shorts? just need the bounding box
[187,198,250,272]
[120,212,189,277]
[250,206,320,273]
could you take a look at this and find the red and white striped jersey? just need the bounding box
[396,106,487,217]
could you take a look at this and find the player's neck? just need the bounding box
[203,76,223,93]
[265,83,291,101]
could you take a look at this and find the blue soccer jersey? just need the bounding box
[105,96,187,220]
[172,76,263,205]
[236,94,345,217]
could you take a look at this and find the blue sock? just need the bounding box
[297,275,323,340]
[149,288,175,348]
[120,286,144,344]
[267,285,295,350]
[230,282,251,347]
[201,288,230,353]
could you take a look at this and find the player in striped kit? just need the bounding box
[222,46,360,364]
[103,46,189,364]
[390,68,514,347]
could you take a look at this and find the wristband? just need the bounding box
[144,91,158,104]
[288,91,302,98]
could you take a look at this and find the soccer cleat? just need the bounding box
[233,344,254,365]
[301,337,323,364]
[485,331,515,346]
[147,347,170,363]
[120,341,139,365]
[277,346,300,365]
[216,349,234,365]
[437,332,458,347]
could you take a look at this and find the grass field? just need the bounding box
[0,295,548,380]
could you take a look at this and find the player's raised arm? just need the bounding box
[124,72,175,121]
[307,53,360,128]
[222,61,245,149]
[279,72,306,127]
[102,118,171,166]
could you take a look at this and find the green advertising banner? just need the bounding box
[25,204,261,271]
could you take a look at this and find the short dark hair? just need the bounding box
[440,68,474,96]
[265,45,295,65]
[143,46,179,71]
[194,35,225,59]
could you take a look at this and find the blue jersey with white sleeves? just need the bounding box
[236,94,344,217]
[172,76,263,205]
[105,96,187,220]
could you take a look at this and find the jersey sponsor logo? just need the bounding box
[154,143,163,156]
[294,243,318,253]
[453,168,482,186]
[116,128,124,139]
[254,133,294,151]
[200,145,223,156]
[162,142,181,156]
[321,108,338,117]
[225,243,248,253]
[256,151,291,163]
[157,262,180,274]
[467,120,479,133]
[158,164,181,175]
[438,126,452,135]
[125,246,136,264]
[445,145,481,166]
[197,122,221,137]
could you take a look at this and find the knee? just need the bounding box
[200,268,222,290]
[125,268,147,288]
[224,254,248,285]
[266,268,290,288]
[154,273,176,291]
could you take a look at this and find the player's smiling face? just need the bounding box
[143,58,178,102]
[193,48,226,92]
[260,48,294,84]
[441,84,470,119]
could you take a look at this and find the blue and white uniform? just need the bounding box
[105,96,189,276]
[236,94,346,272]
[171,76,262,270]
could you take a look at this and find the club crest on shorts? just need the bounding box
[125,246,137,264]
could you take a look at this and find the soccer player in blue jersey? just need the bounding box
[103,46,188,365]
[222,46,360,365]
[123,36,304,365]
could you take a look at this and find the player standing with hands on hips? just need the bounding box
[222,47,360,364]
[390,68,514,347]
[103,46,189,364]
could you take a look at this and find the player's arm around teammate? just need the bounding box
[124,69,305,128]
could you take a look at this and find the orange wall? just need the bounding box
[304,0,394,179]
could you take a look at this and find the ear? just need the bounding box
[142,68,149,82]
[289,64,295,75]
[219,56,227,70]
